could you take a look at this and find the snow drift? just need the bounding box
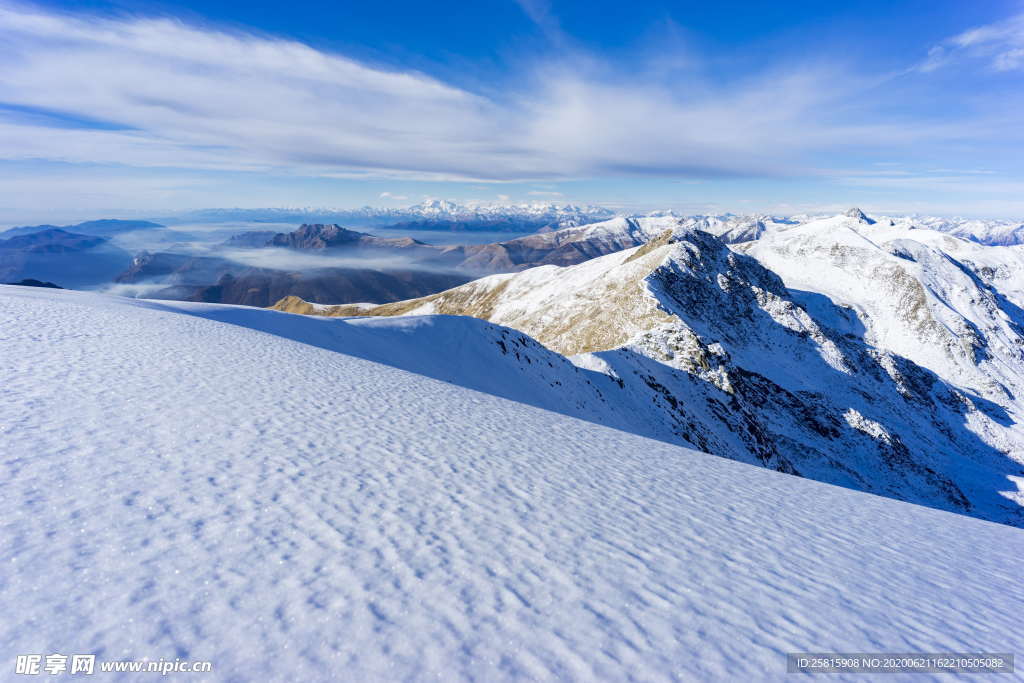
[2,284,1022,680]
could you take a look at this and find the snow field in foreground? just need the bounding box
[1,286,1022,681]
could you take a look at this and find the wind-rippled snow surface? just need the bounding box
[1,286,1022,681]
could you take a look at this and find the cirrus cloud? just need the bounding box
[918,12,1024,73]
[0,1,1018,190]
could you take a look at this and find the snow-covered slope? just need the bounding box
[894,215,1024,246]
[673,214,799,243]
[520,211,810,248]
[743,214,1024,407]
[658,208,1021,246]
[2,285,1022,681]
[648,210,1024,247]
[272,229,1024,527]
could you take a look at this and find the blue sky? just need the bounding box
[0,0,1023,221]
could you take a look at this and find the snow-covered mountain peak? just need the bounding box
[744,215,1024,406]
[411,198,462,214]
[405,199,614,220]
[843,207,877,224]
[885,215,1024,246]
[273,227,1024,525]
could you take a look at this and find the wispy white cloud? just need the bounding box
[0,4,506,176]
[513,0,572,50]
[379,192,409,200]
[917,12,1024,72]
[0,2,1017,192]
[831,167,1024,195]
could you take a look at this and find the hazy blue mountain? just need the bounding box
[2,219,165,238]
[0,228,133,288]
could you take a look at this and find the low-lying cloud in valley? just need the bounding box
[86,221,470,301]
[219,247,449,273]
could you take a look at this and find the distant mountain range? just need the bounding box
[115,251,470,308]
[4,205,1024,313]
[1,219,165,238]
[0,228,133,288]
[153,202,1024,245]
[112,219,678,305]
[111,219,696,306]
[6,204,1022,245]
[114,223,474,307]
[155,200,617,232]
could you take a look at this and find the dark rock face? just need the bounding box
[623,230,1012,523]
[220,231,280,248]
[267,224,430,252]
[269,224,369,249]
[843,207,876,224]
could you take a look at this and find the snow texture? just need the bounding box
[2,285,1023,681]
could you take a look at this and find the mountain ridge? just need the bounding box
[1,219,165,238]
[272,222,1024,526]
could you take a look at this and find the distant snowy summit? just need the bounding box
[152,201,1024,245]
[900,215,1024,246]
[671,208,1024,246]
[9,204,1017,247]
[842,207,876,224]
[163,201,617,232]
